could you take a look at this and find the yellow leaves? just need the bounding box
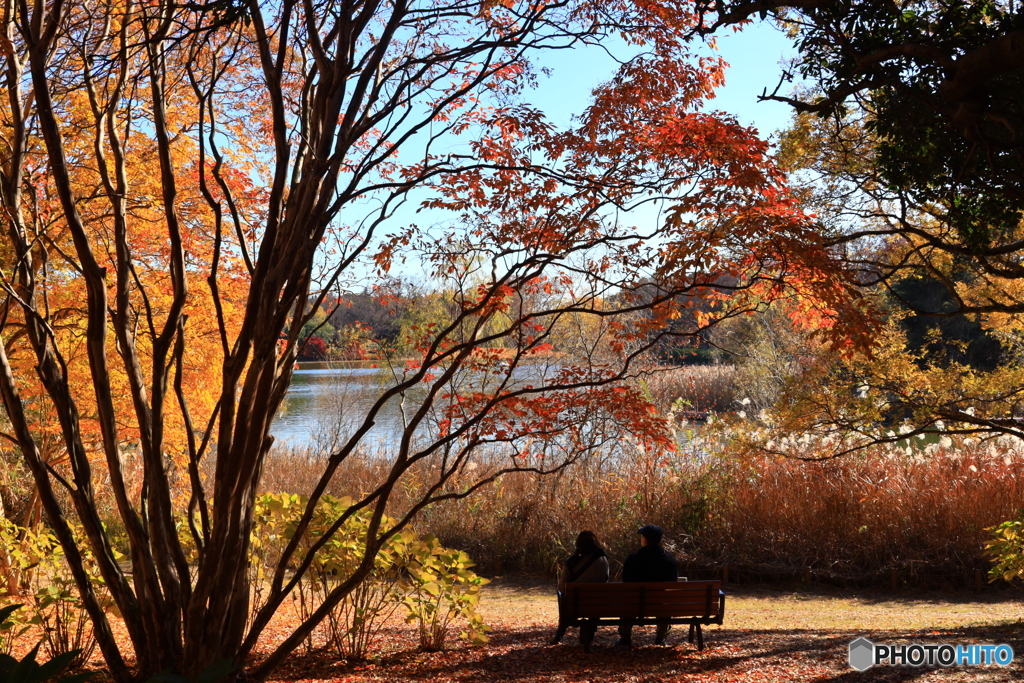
[248,494,491,650]
[984,512,1024,582]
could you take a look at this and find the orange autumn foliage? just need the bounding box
[0,2,866,681]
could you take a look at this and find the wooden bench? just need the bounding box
[560,580,725,652]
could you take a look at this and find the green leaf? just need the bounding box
[9,645,43,683]
[0,604,23,627]
[144,672,192,683]
[34,648,82,682]
[197,659,241,683]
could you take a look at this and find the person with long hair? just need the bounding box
[551,530,610,644]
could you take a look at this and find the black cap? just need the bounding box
[638,524,663,545]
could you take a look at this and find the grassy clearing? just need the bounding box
[475,576,1024,633]
[63,577,1024,680]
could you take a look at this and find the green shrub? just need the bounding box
[402,535,488,651]
[0,604,93,683]
[0,600,31,659]
[0,519,106,668]
[985,510,1024,582]
[250,493,488,659]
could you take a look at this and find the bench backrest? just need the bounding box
[564,580,722,620]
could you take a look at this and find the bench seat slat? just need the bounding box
[641,608,719,617]
[570,599,719,608]
[574,606,719,616]
[568,581,720,591]
[571,593,712,602]
[574,610,719,619]
[571,616,712,624]
[575,608,651,618]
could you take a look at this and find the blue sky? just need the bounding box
[338,21,801,287]
[707,22,800,138]
[526,20,798,142]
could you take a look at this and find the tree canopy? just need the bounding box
[698,0,1024,294]
[692,1,1024,445]
[0,1,856,679]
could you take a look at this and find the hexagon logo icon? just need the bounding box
[849,637,875,671]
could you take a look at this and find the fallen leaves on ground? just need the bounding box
[262,622,1024,682]
[63,581,1024,681]
[257,581,1024,682]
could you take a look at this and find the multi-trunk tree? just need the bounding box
[0,1,853,679]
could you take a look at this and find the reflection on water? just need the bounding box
[271,360,560,453]
[270,361,413,452]
[271,360,703,457]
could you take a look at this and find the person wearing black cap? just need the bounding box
[616,524,678,647]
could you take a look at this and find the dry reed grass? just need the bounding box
[258,433,1024,586]
[707,446,1024,578]
[643,365,737,414]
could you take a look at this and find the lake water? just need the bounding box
[270,362,414,452]
[271,361,704,456]
[271,360,551,452]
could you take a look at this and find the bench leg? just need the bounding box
[688,622,695,644]
[695,623,704,651]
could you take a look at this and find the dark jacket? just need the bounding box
[622,545,678,582]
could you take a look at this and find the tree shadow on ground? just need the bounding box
[267,621,1023,681]
[484,579,1024,607]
